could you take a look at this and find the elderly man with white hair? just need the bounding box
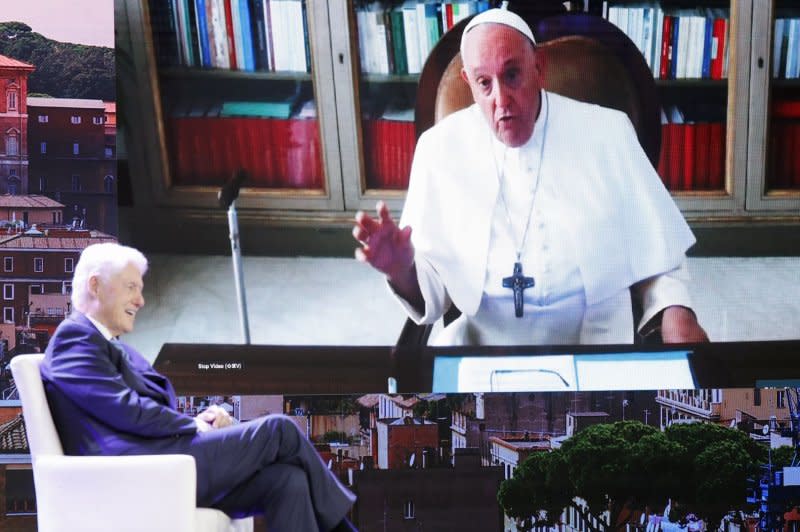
[354,7,708,346]
[40,242,357,532]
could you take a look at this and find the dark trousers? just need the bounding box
[188,414,355,532]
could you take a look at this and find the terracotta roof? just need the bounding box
[0,415,29,453]
[0,235,117,250]
[356,394,380,408]
[27,97,105,109]
[0,194,64,209]
[0,54,35,70]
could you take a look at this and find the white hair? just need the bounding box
[71,243,148,313]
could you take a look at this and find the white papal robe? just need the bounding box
[394,91,696,345]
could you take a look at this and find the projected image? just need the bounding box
[178,387,800,531]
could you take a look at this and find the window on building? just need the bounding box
[778,390,786,409]
[38,115,49,123]
[40,142,46,154]
[3,284,13,300]
[71,175,81,192]
[6,135,18,155]
[29,285,43,295]
[8,183,17,195]
[62,281,72,295]
[104,147,113,158]
[7,91,17,111]
[65,258,74,273]
[3,257,12,272]
[3,307,12,323]
[754,388,761,406]
[93,116,104,125]
[70,116,81,124]
[73,143,80,155]
[104,175,114,194]
[34,257,43,273]
[403,500,415,520]
[39,176,47,192]
[52,211,61,224]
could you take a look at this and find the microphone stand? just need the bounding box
[218,170,250,344]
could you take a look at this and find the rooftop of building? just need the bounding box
[27,97,105,110]
[0,231,116,250]
[0,194,64,209]
[0,54,34,70]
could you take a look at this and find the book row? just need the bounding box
[767,121,800,190]
[604,3,729,80]
[167,116,323,188]
[362,119,415,190]
[163,114,795,194]
[355,0,490,76]
[773,18,800,80]
[150,0,310,73]
[657,122,726,192]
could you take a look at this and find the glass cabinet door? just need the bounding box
[746,0,800,211]
[331,0,491,213]
[603,0,749,216]
[128,0,343,210]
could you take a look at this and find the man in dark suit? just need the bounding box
[40,242,357,531]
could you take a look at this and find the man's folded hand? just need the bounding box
[196,404,233,430]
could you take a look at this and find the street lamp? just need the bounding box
[622,399,629,420]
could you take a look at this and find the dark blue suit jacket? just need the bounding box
[41,313,198,455]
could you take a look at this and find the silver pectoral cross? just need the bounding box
[502,261,535,318]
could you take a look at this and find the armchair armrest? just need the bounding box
[34,454,197,532]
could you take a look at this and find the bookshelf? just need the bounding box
[118,0,800,254]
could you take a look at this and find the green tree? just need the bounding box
[0,21,114,100]
[497,450,572,531]
[497,420,767,531]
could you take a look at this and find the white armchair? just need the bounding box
[10,354,254,532]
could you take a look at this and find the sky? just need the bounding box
[0,0,114,48]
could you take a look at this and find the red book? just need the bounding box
[309,119,323,188]
[660,15,673,80]
[168,117,188,183]
[665,123,684,192]
[793,123,800,188]
[231,118,251,183]
[657,124,671,185]
[390,120,402,188]
[694,122,711,189]
[216,117,235,181]
[780,122,796,189]
[286,118,321,188]
[271,118,289,187]
[682,124,696,191]
[223,0,237,69]
[710,18,727,80]
[772,100,800,119]
[380,119,392,188]
[707,122,725,190]
[262,118,276,185]
[445,3,454,31]
[400,121,414,189]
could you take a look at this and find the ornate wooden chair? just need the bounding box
[398,9,662,347]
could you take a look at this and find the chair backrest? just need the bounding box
[416,13,661,167]
[9,354,65,457]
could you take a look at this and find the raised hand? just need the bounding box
[353,201,422,308]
